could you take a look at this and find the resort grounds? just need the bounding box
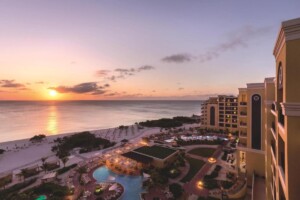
[0,120,248,200]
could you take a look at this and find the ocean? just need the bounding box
[0,100,201,142]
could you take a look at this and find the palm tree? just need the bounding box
[60,156,69,168]
[77,166,87,174]
[77,166,87,182]
[20,169,27,182]
[41,157,48,173]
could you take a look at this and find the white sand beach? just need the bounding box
[0,125,159,174]
[0,123,199,175]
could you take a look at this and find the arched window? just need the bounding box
[251,94,261,150]
[210,107,215,126]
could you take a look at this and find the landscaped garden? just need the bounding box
[139,116,198,128]
[181,157,205,183]
[51,131,115,158]
[188,148,216,158]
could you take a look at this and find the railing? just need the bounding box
[271,122,275,132]
[271,140,276,156]
[240,122,247,126]
[238,142,247,148]
[240,102,247,106]
[240,111,247,116]
[240,132,247,137]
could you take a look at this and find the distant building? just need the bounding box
[200,95,238,133]
[122,145,179,168]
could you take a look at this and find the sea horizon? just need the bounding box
[0,100,202,143]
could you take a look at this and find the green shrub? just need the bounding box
[52,132,115,158]
[221,181,234,189]
[0,173,12,188]
[29,134,46,143]
[25,182,68,199]
[0,178,37,199]
[57,164,77,175]
[169,183,183,198]
[204,179,219,190]
[0,149,5,154]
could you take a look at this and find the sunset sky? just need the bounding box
[0,0,299,100]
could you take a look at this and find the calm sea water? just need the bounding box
[0,101,201,142]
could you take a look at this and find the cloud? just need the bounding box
[178,87,184,90]
[49,82,109,95]
[95,70,110,77]
[0,80,27,89]
[137,65,155,71]
[114,65,154,75]
[161,54,194,63]
[105,92,120,96]
[100,65,155,82]
[35,81,45,84]
[162,26,271,64]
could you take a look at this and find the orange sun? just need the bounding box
[49,89,57,97]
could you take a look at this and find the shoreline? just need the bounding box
[0,124,146,174]
[0,118,199,175]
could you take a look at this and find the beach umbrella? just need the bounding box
[109,183,118,191]
[143,173,150,178]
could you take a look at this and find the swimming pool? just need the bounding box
[93,166,145,200]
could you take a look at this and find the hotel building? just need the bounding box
[236,17,300,200]
[201,17,300,200]
[200,95,238,133]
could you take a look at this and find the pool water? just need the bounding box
[93,166,145,200]
[35,195,47,200]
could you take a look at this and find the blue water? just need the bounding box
[93,166,144,200]
[0,100,201,142]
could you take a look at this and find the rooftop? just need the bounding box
[121,151,153,164]
[133,145,177,160]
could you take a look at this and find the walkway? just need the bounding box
[183,145,224,197]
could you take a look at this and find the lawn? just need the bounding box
[188,147,216,158]
[181,157,205,183]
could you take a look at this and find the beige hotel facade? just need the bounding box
[200,17,300,200]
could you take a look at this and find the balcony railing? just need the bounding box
[271,122,275,131]
[240,122,247,126]
[238,142,247,148]
[271,140,276,156]
[240,111,247,116]
[240,102,247,106]
[240,132,247,137]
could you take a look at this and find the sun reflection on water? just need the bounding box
[47,105,58,135]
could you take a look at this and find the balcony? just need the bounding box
[240,111,247,116]
[240,102,247,106]
[240,122,247,127]
[271,122,276,139]
[271,140,276,157]
[240,132,247,137]
[238,141,247,148]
